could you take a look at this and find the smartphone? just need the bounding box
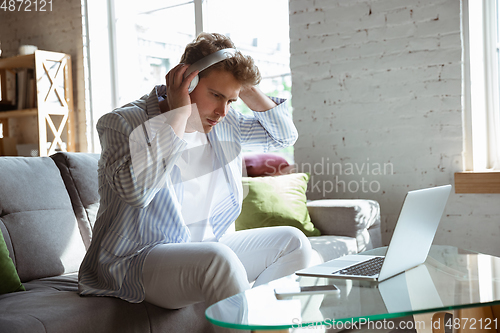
[274,284,340,298]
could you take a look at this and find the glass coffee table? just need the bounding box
[206,245,500,332]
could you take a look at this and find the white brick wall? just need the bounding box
[290,0,500,256]
[0,1,86,151]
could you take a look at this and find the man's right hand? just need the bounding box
[164,64,199,112]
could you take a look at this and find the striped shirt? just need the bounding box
[78,84,298,303]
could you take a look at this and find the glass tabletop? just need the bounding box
[205,245,500,330]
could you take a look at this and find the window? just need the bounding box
[84,0,292,161]
[113,0,196,107]
[464,0,500,171]
[455,0,500,193]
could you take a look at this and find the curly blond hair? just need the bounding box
[180,32,261,86]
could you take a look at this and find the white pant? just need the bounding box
[142,226,313,327]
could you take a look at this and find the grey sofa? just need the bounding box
[0,152,381,333]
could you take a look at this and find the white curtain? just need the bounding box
[484,0,500,170]
[467,0,500,171]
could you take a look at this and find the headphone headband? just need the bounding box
[185,48,237,93]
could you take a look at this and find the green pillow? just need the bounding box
[0,227,25,294]
[235,173,321,237]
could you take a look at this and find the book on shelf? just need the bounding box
[0,68,17,111]
[14,68,36,111]
[27,71,36,109]
[16,69,27,110]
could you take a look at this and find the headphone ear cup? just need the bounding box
[188,75,199,94]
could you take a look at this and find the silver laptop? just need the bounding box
[296,185,452,282]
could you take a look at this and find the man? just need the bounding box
[79,32,312,328]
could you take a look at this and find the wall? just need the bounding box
[0,0,87,152]
[290,0,500,256]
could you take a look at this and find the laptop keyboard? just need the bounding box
[335,257,385,277]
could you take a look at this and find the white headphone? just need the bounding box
[184,48,237,93]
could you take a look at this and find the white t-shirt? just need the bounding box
[175,131,229,242]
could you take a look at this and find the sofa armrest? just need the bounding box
[306,199,382,253]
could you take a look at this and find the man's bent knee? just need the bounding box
[277,226,314,268]
[201,243,249,287]
[198,243,250,306]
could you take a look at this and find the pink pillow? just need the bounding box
[243,153,290,177]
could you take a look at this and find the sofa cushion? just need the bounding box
[308,235,358,264]
[0,274,214,333]
[0,157,86,282]
[306,199,381,253]
[50,152,100,250]
[235,173,321,236]
[0,222,14,266]
[243,152,291,176]
[0,227,25,294]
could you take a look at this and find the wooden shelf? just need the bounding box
[0,53,35,69]
[0,50,74,156]
[0,109,37,118]
[455,171,500,193]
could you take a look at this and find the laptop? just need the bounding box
[296,185,452,282]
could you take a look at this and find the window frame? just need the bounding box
[455,0,500,193]
[83,0,292,160]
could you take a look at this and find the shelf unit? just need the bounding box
[0,50,74,156]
